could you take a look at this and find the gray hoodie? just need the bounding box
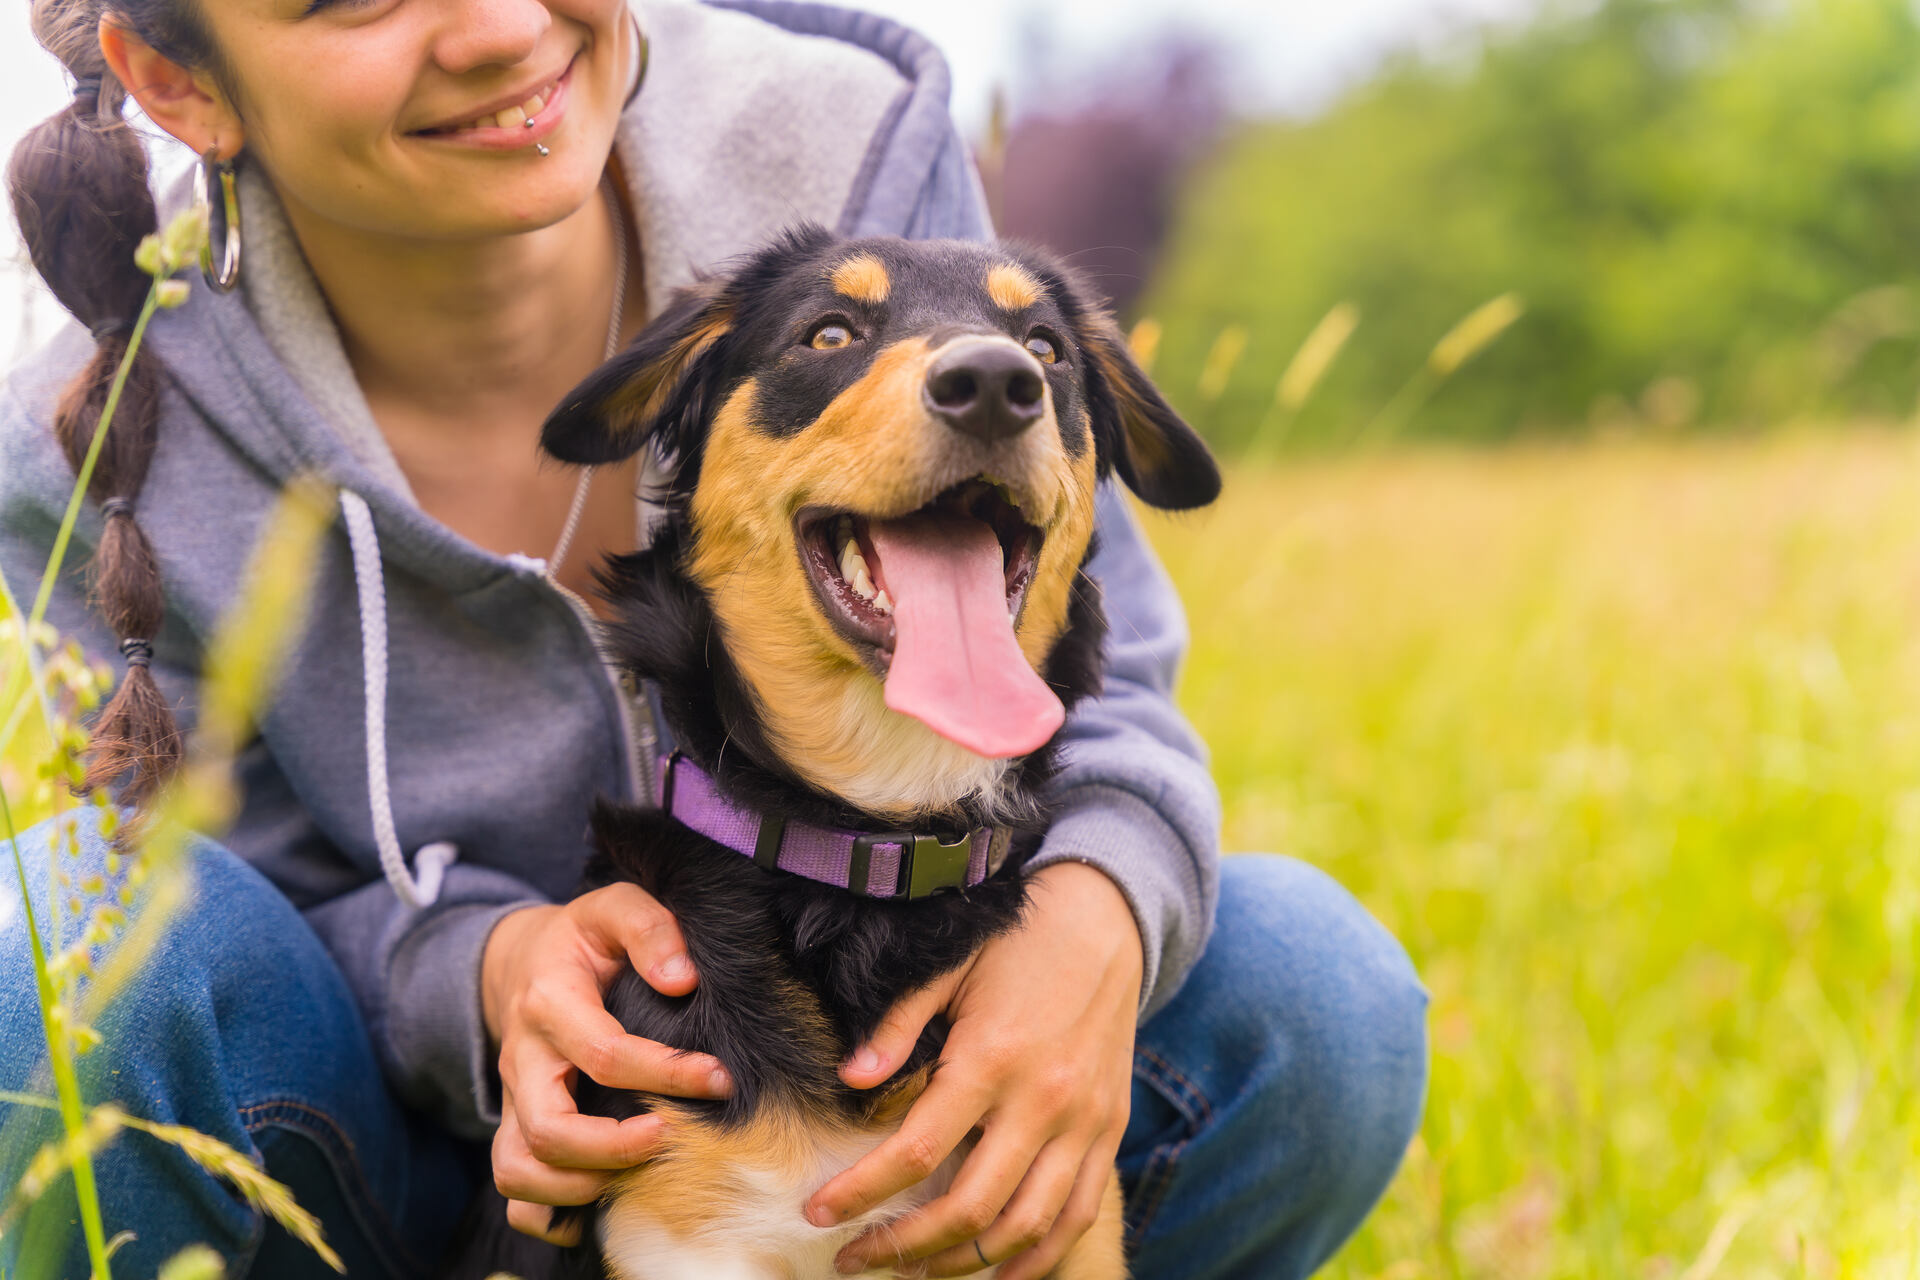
[0,0,1221,1141]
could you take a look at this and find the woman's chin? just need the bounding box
[408,141,619,233]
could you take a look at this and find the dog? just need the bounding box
[441,224,1219,1280]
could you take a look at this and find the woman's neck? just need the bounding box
[279,173,636,438]
[273,169,648,582]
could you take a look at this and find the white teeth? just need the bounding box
[452,82,555,132]
[873,589,893,614]
[839,536,878,602]
[1010,605,1019,624]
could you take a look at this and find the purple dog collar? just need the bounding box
[655,752,1008,900]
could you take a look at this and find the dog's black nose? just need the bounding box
[924,339,1046,443]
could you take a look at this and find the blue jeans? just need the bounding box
[0,812,1426,1280]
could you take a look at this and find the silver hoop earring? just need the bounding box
[196,148,242,293]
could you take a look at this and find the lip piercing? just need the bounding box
[534,142,550,157]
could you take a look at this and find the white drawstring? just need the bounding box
[340,489,459,909]
[337,177,624,908]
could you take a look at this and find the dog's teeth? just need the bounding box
[873,588,893,614]
[839,534,885,607]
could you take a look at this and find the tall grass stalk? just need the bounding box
[1,206,340,1277]
[0,209,203,1280]
[1196,323,1249,403]
[0,215,200,768]
[1358,293,1524,448]
[1248,302,1360,456]
[0,785,108,1277]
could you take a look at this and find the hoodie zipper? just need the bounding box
[511,554,657,808]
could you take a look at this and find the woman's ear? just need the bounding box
[542,282,733,465]
[98,19,243,159]
[1074,311,1221,511]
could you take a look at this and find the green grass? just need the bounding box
[1140,429,1920,1277]
[7,429,1916,1274]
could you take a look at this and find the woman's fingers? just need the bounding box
[504,1196,586,1247]
[839,968,964,1089]
[521,965,731,1098]
[837,1116,1060,1271]
[511,1066,669,1169]
[492,1084,617,1206]
[487,882,718,1247]
[572,882,702,996]
[920,1136,1085,1277]
[806,1068,991,1229]
[990,1141,1123,1280]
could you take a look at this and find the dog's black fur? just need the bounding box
[441,225,1216,1280]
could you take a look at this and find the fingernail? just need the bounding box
[850,1045,881,1075]
[808,1204,837,1228]
[834,1249,862,1274]
[659,953,692,982]
[708,1067,733,1094]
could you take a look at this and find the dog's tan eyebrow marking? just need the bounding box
[830,254,891,305]
[986,263,1042,311]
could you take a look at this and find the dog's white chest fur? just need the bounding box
[597,1128,991,1280]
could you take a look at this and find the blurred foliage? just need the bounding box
[1141,429,1920,1276]
[1144,0,1920,449]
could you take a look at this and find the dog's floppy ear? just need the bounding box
[1033,253,1220,510]
[1080,313,1221,510]
[542,281,733,466]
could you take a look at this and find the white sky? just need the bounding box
[0,0,1539,367]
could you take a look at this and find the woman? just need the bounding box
[0,0,1428,1276]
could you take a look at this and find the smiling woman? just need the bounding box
[0,0,1424,1277]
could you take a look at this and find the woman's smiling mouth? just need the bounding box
[410,55,577,151]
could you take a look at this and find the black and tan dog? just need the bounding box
[445,225,1218,1280]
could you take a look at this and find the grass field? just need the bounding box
[1140,430,1920,1278]
[6,429,1918,1275]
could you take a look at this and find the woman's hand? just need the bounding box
[481,883,734,1244]
[805,862,1142,1279]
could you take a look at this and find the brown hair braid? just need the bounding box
[7,0,220,802]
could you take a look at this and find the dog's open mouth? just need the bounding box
[794,477,1062,759]
[796,478,1041,657]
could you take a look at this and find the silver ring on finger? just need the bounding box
[975,1239,992,1269]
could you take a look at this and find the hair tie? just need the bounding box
[90,316,135,343]
[102,497,133,520]
[119,637,153,668]
[72,75,102,103]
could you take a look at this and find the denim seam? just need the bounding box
[1135,1046,1213,1128]
[1125,1047,1213,1249]
[239,1098,428,1278]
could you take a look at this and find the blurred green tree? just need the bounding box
[1144,0,1920,449]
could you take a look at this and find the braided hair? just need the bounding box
[7,0,223,802]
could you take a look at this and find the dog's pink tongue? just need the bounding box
[868,510,1064,759]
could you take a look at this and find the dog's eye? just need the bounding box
[810,322,856,351]
[1025,331,1061,365]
